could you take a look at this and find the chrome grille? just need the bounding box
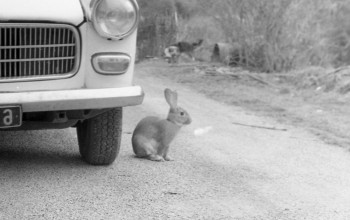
[0,24,80,82]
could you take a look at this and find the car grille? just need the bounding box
[0,23,80,82]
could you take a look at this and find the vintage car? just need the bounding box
[0,0,144,165]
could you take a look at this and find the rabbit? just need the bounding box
[132,88,192,162]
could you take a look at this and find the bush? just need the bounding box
[137,0,350,72]
[177,0,350,72]
[137,0,177,59]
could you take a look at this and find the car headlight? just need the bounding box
[91,0,139,40]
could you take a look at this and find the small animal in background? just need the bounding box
[164,45,180,64]
[172,39,203,61]
[163,39,203,63]
[132,88,192,162]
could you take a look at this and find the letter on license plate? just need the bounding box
[0,106,22,128]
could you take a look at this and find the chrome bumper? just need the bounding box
[0,86,144,112]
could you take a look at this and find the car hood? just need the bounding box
[0,0,85,26]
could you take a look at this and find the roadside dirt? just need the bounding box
[133,61,350,219]
[137,60,350,150]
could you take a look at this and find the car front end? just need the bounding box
[0,0,143,165]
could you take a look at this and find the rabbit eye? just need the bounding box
[180,112,185,116]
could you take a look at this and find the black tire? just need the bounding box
[77,108,122,165]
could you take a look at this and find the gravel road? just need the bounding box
[0,64,350,219]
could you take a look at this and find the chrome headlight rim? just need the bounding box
[91,0,139,40]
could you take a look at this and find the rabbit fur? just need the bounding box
[132,88,192,161]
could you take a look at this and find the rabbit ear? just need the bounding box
[164,88,178,109]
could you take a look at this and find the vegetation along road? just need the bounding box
[0,62,350,219]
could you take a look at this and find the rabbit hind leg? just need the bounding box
[133,137,164,161]
[145,140,164,162]
[147,154,165,162]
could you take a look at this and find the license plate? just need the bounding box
[0,106,22,128]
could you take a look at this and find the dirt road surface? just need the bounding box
[1,64,350,219]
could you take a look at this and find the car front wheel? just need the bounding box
[77,108,122,165]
